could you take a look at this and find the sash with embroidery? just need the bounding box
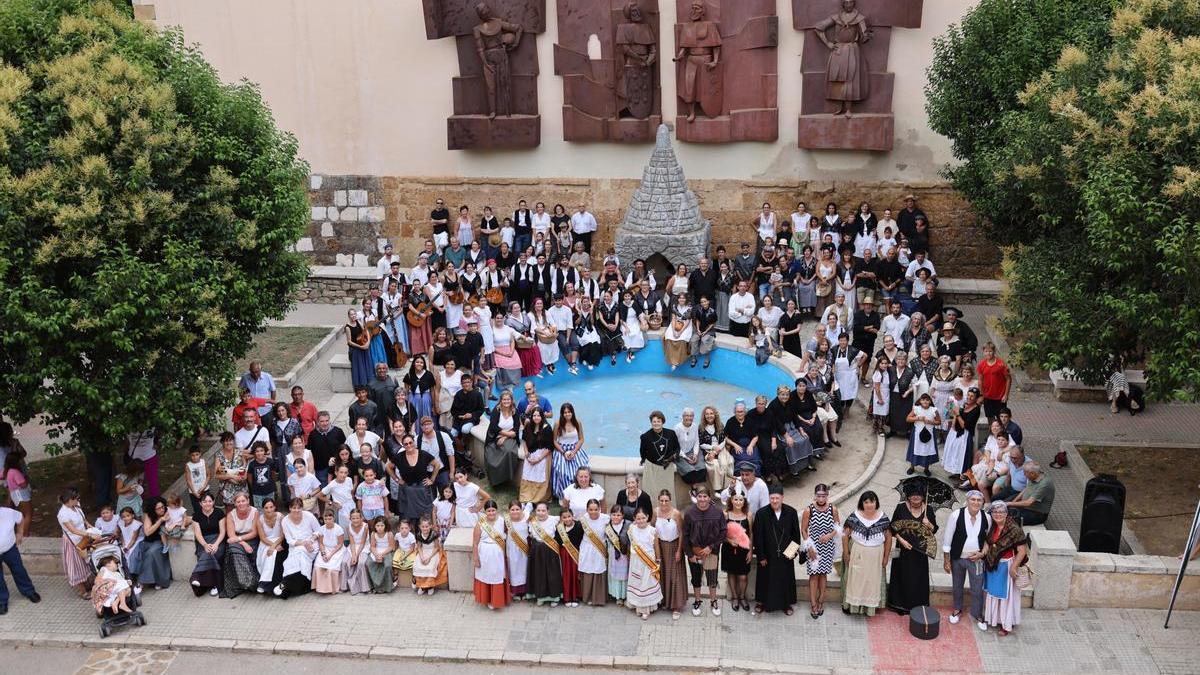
[505,517,530,556]
[582,519,608,557]
[556,523,580,563]
[531,520,559,553]
[479,518,506,550]
[631,538,660,582]
[605,522,628,556]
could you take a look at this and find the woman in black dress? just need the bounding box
[615,475,654,521]
[791,380,826,459]
[778,299,805,358]
[188,494,226,596]
[886,484,938,615]
[721,492,754,612]
[594,290,625,366]
[888,351,916,439]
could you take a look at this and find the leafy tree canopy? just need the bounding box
[0,0,309,454]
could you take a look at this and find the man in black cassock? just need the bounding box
[753,485,803,615]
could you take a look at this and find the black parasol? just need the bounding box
[893,475,958,512]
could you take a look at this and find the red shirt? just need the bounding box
[976,357,1010,401]
[232,399,267,427]
[290,400,319,441]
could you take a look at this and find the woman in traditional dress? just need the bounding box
[620,290,645,362]
[779,299,805,358]
[575,297,605,370]
[870,357,892,437]
[906,393,942,477]
[530,297,561,374]
[139,497,173,591]
[814,247,838,317]
[577,499,610,606]
[473,500,510,610]
[340,509,372,594]
[220,493,259,598]
[654,489,687,620]
[366,516,396,593]
[484,392,521,488]
[452,469,491,530]
[886,485,937,615]
[595,290,626,366]
[721,492,754,613]
[841,490,891,616]
[931,355,958,435]
[273,498,321,598]
[715,260,734,332]
[490,312,524,392]
[552,403,588,499]
[527,502,563,606]
[504,502,531,600]
[413,515,448,594]
[605,505,631,605]
[699,406,731,495]
[345,308,373,390]
[555,508,584,607]
[639,411,680,505]
[888,351,916,439]
[312,510,346,594]
[984,502,1028,636]
[801,484,839,619]
[520,409,554,505]
[794,246,818,318]
[663,293,694,370]
[674,408,708,498]
[404,355,438,424]
[943,386,982,480]
[505,301,543,378]
[627,508,663,619]
[254,498,286,595]
[832,332,865,425]
[56,489,93,597]
[391,434,440,530]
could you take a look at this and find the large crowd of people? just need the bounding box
[2,196,1055,638]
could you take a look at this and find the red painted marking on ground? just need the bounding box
[866,606,984,673]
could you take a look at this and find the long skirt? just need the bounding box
[598,328,624,357]
[842,543,886,615]
[519,459,552,505]
[341,553,373,594]
[366,554,395,593]
[560,550,581,603]
[517,345,543,378]
[486,437,520,487]
[889,393,913,438]
[256,542,287,590]
[124,540,145,578]
[220,540,260,598]
[474,578,511,608]
[579,342,603,367]
[796,279,817,310]
[781,427,815,475]
[715,292,731,332]
[551,442,589,499]
[641,462,677,506]
[528,542,564,604]
[408,320,433,356]
[397,485,435,527]
[798,418,826,456]
[412,390,434,425]
[942,427,972,475]
[627,553,663,610]
[609,553,629,600]
[886,545,931,614]
[905,433,939,469]
[581,571,608,606]
[368,335,388,370]
[658,539,688,612]
[138,544,172,588]
[537,338,561,368]
[61,536,92,587]
[984,559,1021,631]
[664,339,690,367]
[413,552,448,589]
[312,548,346,594]
[190,534,225,596]
[349,347,372,389]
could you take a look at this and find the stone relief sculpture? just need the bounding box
[422,0,546,149]
[554,0,661,143]
[672,0,778,143]
[795,0,924,151]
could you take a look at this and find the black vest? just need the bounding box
[948,507,990,560]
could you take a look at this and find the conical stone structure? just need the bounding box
[614,124,711,274]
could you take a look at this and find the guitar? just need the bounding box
[485,286,504,306]
[407,301,431,327]
[389,310,409,369]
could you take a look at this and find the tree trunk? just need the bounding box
[85,449,115,510]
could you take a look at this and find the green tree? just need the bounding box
[0,0,309,496]
[925,0,1116,243]
[994,0,1200,399]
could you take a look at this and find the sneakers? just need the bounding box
[948,611,960,624]
[977,620,988,631]
[691,600,702,617]
[209,587,219,596]
[626,353,634,363]
[569,365,579,375]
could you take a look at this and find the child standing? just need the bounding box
[117,506,145,587]
[3,451,32,537]
[606,504,630,605]
[312,510,346,594]
[184,446,209,514]
[161,496,189,553]
[433,485,455,540]
[354,467,389,521]
[246,443,276,509]
[627,509,663,620]
[365,516,396,593]
[287,459,321,516]
[412,515,448,595]
[505,502,530,601]
[341,510,372,594]
[556,509,584,607]
[392,520,417,590]
[321,464,356,530]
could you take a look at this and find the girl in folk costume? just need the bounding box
[473,500,511,610]
[340,510,372,594]
[392,520,417,586]
[413,515,448,594]
[505,502,532,600]
[626,508,663,620]
[519,409,554,505]
[606,504,631,605]
[312,510,347,594]
[579,499,610,606]
[433,484,455,540]
[905,393,942,477]
[527,502,563,605]
[654,489,688,619]
[555,508,585,607]
[365,516,396,594]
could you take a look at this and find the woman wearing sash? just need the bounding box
[605,505,631,604]
[526,502,563,606]
[579,499,610,606]
[505,502,532,600]
[627,508,663,620]
[472,500,511,610]
[274,498,320,598]
[555,508,584,607]
[654,489,687,619]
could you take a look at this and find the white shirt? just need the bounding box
[728,292,757,324]
[905,259,937,281]
[287,472,321,498]
[376,254,399,280]
[756,212,776,241]
[624,271,657,291]
[791,211,812,233]
[0,507,22,554]
[235,425,268,451]
[410,265,431,287]
[546,305,574,331]
[877,218,898,239]
[351,430,382,453]
[562,484,605,519]
[570,210,598,235]
[881,313,910,344]
[941,507,989,556]
[723,478,769,515]
[531,211,552,237]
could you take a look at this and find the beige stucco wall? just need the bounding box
[152,0,975,181]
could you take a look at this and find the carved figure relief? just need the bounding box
[422,0,547,150]
[814,0,872,116]
[554,0,662,143]
[672,0,778,143]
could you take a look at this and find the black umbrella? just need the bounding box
[893,475,958,512]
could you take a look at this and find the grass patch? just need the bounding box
[235,326,332,378]
[1078,445,1200,556]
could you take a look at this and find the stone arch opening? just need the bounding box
[644,252,674,281]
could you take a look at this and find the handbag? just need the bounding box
[815,281,832,297]
[918,427,932,443]
[1015,563,1034,590]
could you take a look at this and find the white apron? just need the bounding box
[834,348,860,402]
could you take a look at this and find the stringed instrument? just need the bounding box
[485,286,504,306]
[366,319,383,337]
[407,301,431,327]
[389,309,409,369]
[448,289,466,305]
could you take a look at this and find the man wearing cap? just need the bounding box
[752,484,803,615]
[941,490,990,631]
[721,462,769,515]
[851,296,881,381]
[896,195,926,240]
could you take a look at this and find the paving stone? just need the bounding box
[274,641,328,655]
[424,647,469,662]
[500,651,541,665]
[232,640,276,655]
[170,637,233,652]
[369,646,425,659]
[540,653,582,666]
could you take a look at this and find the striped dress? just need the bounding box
[552,427,588,498]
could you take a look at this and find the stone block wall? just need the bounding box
[305,175,1002,278]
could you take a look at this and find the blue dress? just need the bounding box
[348,323,372,389]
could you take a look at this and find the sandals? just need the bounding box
[783,607,795,616]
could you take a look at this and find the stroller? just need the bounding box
[88,543,146,638]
